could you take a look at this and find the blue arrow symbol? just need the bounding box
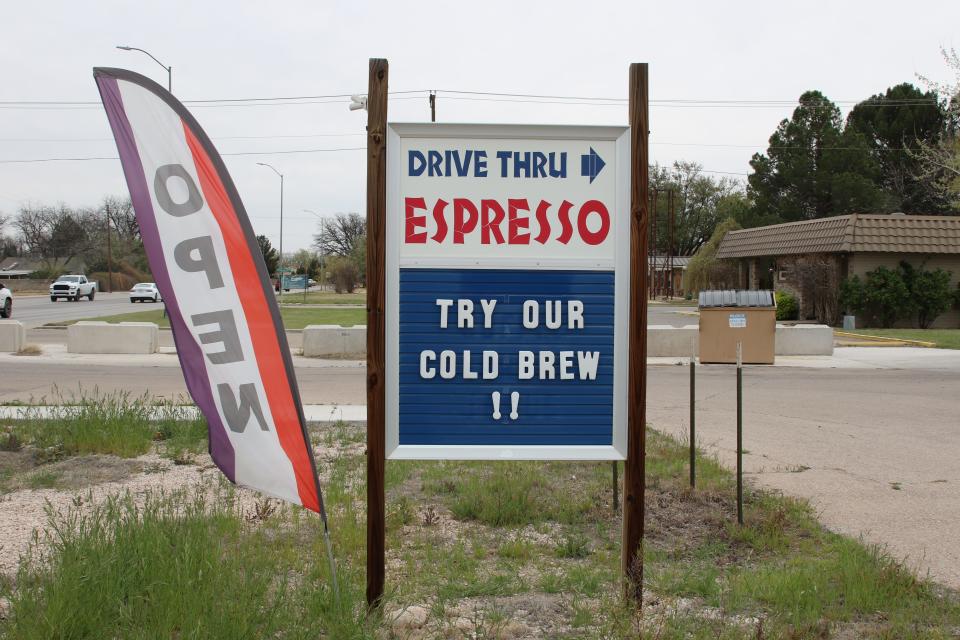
[580,147,606,183]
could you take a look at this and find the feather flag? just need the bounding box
[93,67,325,515]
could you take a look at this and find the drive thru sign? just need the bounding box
[385,124,630,460]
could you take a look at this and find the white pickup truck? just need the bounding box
[0,282,11,318]
[50,275,97,301]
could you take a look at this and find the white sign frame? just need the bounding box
[385,123,630,460]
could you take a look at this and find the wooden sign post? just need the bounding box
[365,58,649,608]
[623,62,649,603]
[366,57,388,608]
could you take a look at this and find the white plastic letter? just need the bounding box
[439,350,456,379]
[462,350,478,379]
[420,350,436,379]
[483,350,499,379]
[436,299,453,329]
[559,350,575,380]
[577,351,599,380]
[457,299,474,328]
[545,300,562,329]
[518,350,535,380]
[568,300,584,329]
[522,300,538,329]
[480,299,497,328]
[539,351,555,380]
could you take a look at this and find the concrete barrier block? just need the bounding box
[67,321,159,354]
[775,324,833,356]
[648,324,699,358]
[0,320,26,352]
[302,325,366,357]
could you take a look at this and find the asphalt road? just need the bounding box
[647,304,699,327]
[11,295,699,330]
[11,291,154,328]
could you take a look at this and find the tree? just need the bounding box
[846,83,948,213]
[256,235,279,277]
[683,217,742,294]
[13,204,91,273]
[291,248,321,279]
[350,233,366,286]
[650,161,745,255]
[748,91,887,223]
[81,197,145,274]
[0,213,15,259]
[914,47,960,210]
[313,213,366,257]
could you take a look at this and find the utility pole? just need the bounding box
[429,91,436,122]
[106,208,113,293]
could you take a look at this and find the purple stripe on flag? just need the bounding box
[95,75,236,482]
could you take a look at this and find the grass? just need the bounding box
[277,290,365,305]
[46,306,365,329]
[2,487,369,639]
[842,328,960,350]
[1,421,958,638]
[8,389,208,461]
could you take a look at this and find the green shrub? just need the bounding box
[840,267,912,328]
[900,261,953,329]
[842,263,954,329]
[774,291,798,321]
[326,256,359,294]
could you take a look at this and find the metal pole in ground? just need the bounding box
[612,461,619,513]
[736,341,744,525]
[689,343,696,489]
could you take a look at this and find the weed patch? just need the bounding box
[9,389,207,460]
[2,426,958,638]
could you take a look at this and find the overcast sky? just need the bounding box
[1,0,958,252]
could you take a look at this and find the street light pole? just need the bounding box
[116,46,172,92]
[257,163,284,294]
[303,209,325,291]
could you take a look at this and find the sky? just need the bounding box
[1,0,958,253]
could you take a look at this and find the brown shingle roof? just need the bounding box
[715,214,960,258]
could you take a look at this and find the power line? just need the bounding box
[0,146,365,164]
[0,88,939,111]
[0,89,428,106]
[0,132,366,143]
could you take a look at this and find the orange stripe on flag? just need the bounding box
[182,123,320,513]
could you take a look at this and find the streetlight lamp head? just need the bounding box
[116,45,133,50]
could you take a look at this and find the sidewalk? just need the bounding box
[7,342,960,371]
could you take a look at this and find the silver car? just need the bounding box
[130,282,162,303]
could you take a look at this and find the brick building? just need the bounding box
[715,213,960,327]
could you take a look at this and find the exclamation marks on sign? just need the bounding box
[491,391,520,421]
